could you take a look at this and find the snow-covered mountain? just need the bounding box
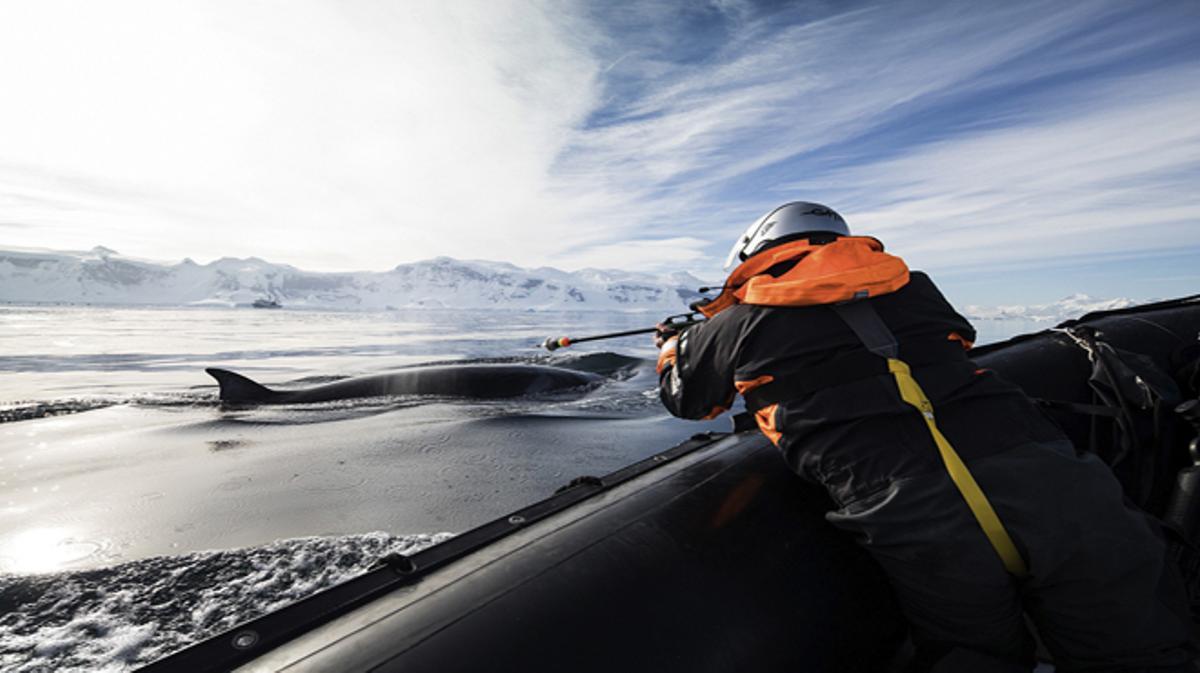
[0,246,1142,319]
[0,246,707,312]
[963,294,1136,323]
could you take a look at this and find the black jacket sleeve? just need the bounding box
[658,307,743,420]
[902,272,977,345]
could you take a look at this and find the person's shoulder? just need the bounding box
[896,270,966,316]
[696,302,776,338]
[902,270,944,294]
[907,269,934,284]
[704,302,760,325]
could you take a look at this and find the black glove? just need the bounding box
[654,322,680,349]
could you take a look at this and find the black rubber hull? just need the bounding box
[973,300,1200,412]
[974,299,1200,513]
[320,434,904,673]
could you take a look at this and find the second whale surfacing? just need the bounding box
[206,364,604,404]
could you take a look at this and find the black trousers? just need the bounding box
[825,440,1197,672]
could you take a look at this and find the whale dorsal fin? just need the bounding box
[206,367,283,403]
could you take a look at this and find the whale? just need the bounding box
[206,364,603,404]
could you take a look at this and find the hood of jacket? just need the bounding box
[699,236,910,318]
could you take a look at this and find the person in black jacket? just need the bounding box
[656,202,1197,672]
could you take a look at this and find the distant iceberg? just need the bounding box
[963,294,1136,323]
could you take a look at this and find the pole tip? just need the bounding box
[543,336,570,351]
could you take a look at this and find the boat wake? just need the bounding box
[0,532,452,672]
[0,393,217,424]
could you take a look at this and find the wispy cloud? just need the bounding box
[0,0,1196,303]
[552,2,1199,272]
[552,235,711,271]
[787,65,1200,271]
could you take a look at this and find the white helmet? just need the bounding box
[723,201,850,268]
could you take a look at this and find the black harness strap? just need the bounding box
[743,334,970,412]
[833,300,899,359]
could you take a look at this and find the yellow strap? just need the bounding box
[887,358,1028,577]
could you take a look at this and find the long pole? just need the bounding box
[542,313,704,351]
[542,327,659,351]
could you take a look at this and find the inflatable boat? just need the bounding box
[144,295,1200,672]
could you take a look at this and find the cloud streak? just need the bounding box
[789,65,1200,271]
[0,0,1197,303]
[551,2,1199,274]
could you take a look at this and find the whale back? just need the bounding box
[389,364,600,398]
[206,363,603,404]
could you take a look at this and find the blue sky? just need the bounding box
[0,0,1197,305]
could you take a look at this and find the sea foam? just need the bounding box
[0,531,452,672]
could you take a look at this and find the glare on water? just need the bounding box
[0,526,105,574]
